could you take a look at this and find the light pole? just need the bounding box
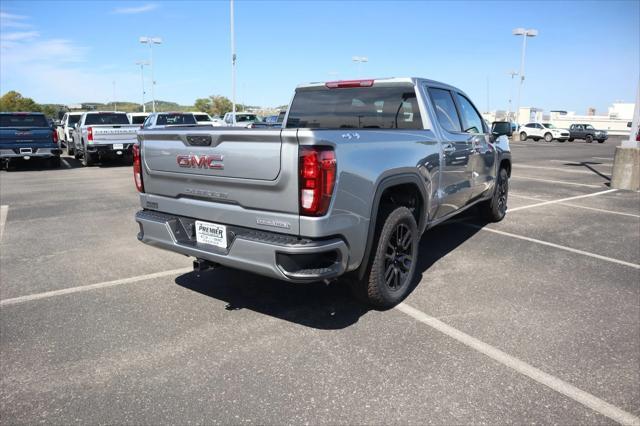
[112,80,116,112]
[139,36,162,113]
[512,28,537,125]
[136,61,149,113]
[352,56,368,78]
[507,70,519,121]
[230,0,236,124]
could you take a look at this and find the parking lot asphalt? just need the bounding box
[1,137,639,424]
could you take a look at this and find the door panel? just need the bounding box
[425,86,473,218]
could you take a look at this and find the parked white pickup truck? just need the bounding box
[58,112,83,155]
[71,111,139,166]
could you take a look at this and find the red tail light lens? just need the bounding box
[299,146,336,216]
[52,129,58,144]
[87,127,93,142]
[133,144,144,192]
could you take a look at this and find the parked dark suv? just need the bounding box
[568,124,608,143]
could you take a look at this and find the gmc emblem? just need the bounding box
[177,154,224,169]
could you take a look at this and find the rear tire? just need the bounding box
[519,132,527,141]
[66,140,74,156]
[349,206,419,309]
[585,135,593,143]
[479,168,509,222]
[82,151,94,167]
[544,133,553,142]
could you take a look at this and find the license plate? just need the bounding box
[195,220,227,248]
[113,143,124,150]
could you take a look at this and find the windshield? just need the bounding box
[85,113,130,125]
[68,114,82,124]
[542,123,555,129]
[0,114,49,128]
[193,114,211,122]
[157,113,197,126]
[236,114,259,122]
[130,115,147,124]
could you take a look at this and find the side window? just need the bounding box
[427,88,461,133]
[455,93,484,134]
[142,115,152,128]
[526,123,535,128]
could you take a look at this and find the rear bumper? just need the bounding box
[135,210,349,283]
[0,147,61,159]
[87,143,134,155]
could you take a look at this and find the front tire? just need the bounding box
[66,140,74,156]
[479,168,509,222]
[598,139,605,144]
[585,135,593,143]
[349,206,419,309]
[544,133,553,142]
[519,132,527,141]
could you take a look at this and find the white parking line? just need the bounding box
[511,176,603,188]
[508,189,617,212]
[473,225,639,269]
[515,164,601,175]
[593,157,614,161]
[550,160,613,167]
[396,303,640,426]
[0,267,192,306]
[509,193,639,217]
[559,203,640,219]
[0,205,7,242]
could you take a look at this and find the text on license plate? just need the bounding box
[113,143,124,150]
[195,220,227,248]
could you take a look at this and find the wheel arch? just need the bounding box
[355,173,428,280]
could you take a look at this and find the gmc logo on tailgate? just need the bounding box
[177,154,224,169]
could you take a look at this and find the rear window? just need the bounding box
[286,86,423,129]
[156,114,196,126]
[68,114,82,124]
[193,114,211,122]
[236,114,259,122]
[130,115,147,124]
[85,113,130,125]
[0,114,49,128]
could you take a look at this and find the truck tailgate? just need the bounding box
[139,128,300,219]
[92,125,139,142]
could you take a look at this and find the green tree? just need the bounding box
[0,91,42,113]
[194,98,213,114]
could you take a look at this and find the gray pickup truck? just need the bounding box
[134,78,512,308]
[71,112,139,166]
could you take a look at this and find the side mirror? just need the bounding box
[491,122,513,137]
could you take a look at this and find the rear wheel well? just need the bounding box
[378,183,423,229]
[499,159,511,177]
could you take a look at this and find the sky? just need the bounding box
[0,0,638,114]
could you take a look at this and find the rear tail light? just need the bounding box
[133,143,144,192]
[325,79,374,89]
[636,130,640,142]
[299,146,336,216]
[52,129,58,144]
[87,127,93,143]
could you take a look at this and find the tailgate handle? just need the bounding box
[186,135,212,146]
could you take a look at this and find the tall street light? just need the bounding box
[507,70,519,121]
[139,36,162,112]
[352,56,368,78]
[136,61,149,113]
[513,28,537,125]
[230,0,236,125]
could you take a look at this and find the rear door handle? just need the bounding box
[443,143,455,153]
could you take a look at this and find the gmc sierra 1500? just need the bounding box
[134,78,512,308]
